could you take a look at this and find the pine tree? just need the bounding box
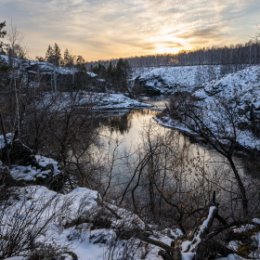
[45,43,62,66]
[107,62,114,77]
[64,48,74,67]
[53,43,62,66]
[114,59,130,92]
[45,45,54,64]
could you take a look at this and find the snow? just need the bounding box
[38,91,152,111]
[182,206,217,253]
[193,65,260,150]
[10,165,53,181]
[35,155,61,175]
[0,184,175,260]
[0,133,13,149]
[1,153,61,182]
[181,252,195,260]
[9,155,61,182]
[151,65,260,150]
[181,206,217,260]
[195,65,260,108]
[0,54,9,63]
[228,219,260,259]
[106,203,145,230]
[0,54,77,74]
[29,62,77,75]
[216,255,241,260]
[132,65,225,94]
[0,147,62,181]
[96,93,152,109]
[0,134,63,182]
[253,218,260,225]
[87,71,97,78]
[154,116,196,136]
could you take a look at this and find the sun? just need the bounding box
[154,44,181,54]
[149,32,184,55]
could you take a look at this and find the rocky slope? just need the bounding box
[138,64,260,151]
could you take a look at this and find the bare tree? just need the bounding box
[167,93,251,218]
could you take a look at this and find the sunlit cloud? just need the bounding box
[0,0,259,60]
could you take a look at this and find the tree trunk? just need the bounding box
[227,156,248,217]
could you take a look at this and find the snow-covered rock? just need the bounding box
[154,65,260,151]
[8,155,61,182]
[193,65,260,150]
[0,54,77,75]
[0,136,63,185]
[132,65,225,95]
[195,65,260,106]
[35,155,61,175]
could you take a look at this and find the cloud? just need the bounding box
[0,0,259,60]
[179,25,227,40]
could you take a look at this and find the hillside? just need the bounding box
[131,64,248,95]
[154,65,260,150]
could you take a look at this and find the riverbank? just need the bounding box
[37,91,153,111]
[154,112,260,164]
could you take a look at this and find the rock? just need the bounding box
[0,140,64,191]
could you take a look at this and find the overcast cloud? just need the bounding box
[0,0,259,60]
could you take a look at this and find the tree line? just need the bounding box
[36,43,86,68]
[90,59,131,92]
[87,39,260,68]
[0,22,85,68]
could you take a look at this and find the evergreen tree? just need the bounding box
[53,43,62,66]
[63,48,74,67]
[92,63,106,77]
[107,62,114,78]
[45,43,62,66]
[76,55,85,69]
[45,45,54,64]
[114,59,130,92]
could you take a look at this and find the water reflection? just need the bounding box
[84,98,260,223]
[91,106,254,197]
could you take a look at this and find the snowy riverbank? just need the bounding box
[38,91,152,111]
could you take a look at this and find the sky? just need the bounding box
[0,0,259,61]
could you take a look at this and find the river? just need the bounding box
[88,96,255,213]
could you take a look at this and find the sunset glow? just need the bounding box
[0,0,259,60]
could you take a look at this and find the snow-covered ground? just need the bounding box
[0,135,62,182]
[1,134,259,259]
[195,65,260,105]
[193,65,260,150]
[0,54,77,75]
[0,185,181,260]
[149,65,260,150]
[132,65,230,95]
[9,155,61,182]
[132,65,222,87]
[38,91,152,111]
[2,183,259,260]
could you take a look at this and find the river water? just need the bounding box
[89,97,252,208]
